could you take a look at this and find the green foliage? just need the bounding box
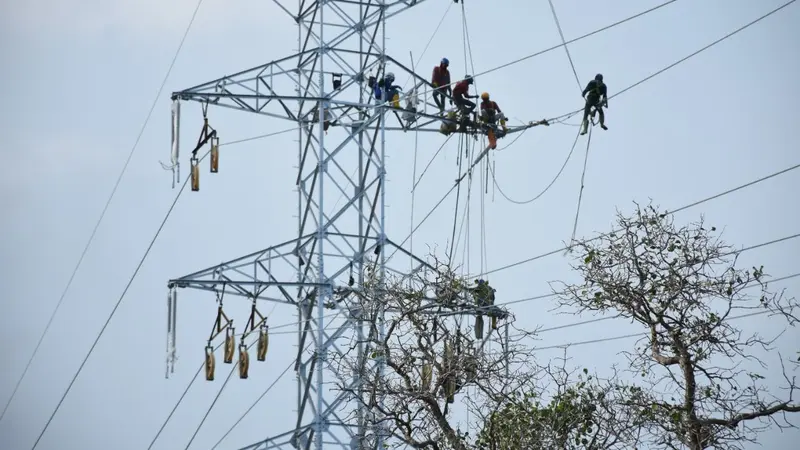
[475,376,603,449]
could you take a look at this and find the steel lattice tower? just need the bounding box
[164,1,451,449]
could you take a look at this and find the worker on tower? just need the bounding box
[471,279,495,309]
[452,75,478,116]
[479,92,507,133]
[431,58,452,114]
[374,72,402,108]
[580,73,608,135]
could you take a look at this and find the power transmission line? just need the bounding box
[391,0,798,261]
[549,0,798,122]
[401,0,680,104]
[484,162,800,275]
[0,0,207,428]
[29,144,212,450]
[530,272,800,334]
[532,309,790,352]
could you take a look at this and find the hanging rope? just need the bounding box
[410,50,420,272]
[566,126,593,251]
[448,133,466,263]
[412,134,454,192]
[491,127,582,205]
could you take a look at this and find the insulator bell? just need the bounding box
[257,325,269,362]
[190,157,199,191]
[238,344,250,379]
[445,376,456,402]
[210,137,219,173]
[421,363,432,391]
[465,354,478,382]
[204,345,216,381]
[475,315,484,340]
[223,327,235,364]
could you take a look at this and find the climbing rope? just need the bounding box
[448,134,466,263]
[567,126,593,250]
[412,134,454,192]
[490,127,582,205]
[410,51,420,273]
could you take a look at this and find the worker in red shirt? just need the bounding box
[452,75,478,115]
[431,57,451,113]
[479,92,507,132]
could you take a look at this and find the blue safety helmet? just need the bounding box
[476,279,485,285]
[595,73,603,82]
[441,57,449,66]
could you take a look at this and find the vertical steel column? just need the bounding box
[315,3,326,449]
[356,0,367,447]
[295,1,304,440]
[376,3,388,448]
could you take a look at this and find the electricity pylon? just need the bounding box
[164,1,444,449]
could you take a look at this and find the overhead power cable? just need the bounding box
[210,353,299,449]
[483,162,800,276]
[389,2,796,263]
[547,0,582,91]
[532,309,792,352]
[381,0,679,111]
[474,271,799,350]
[149,306,347,449]
[443,232,800,318]
[548,0,798,123]
[0,0,208,428]
[183,337,258,450]
[147,339,227,450]
[532,272,800,334]
[30,140,213,450]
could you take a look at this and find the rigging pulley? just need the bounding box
[189,102,219,192]
[204,286,234,381]
[238,298,270,379]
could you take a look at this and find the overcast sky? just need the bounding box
[1,0,798,449]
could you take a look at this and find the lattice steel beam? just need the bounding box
[167,2,439,450]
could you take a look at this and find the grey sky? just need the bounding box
[1,0,798,449]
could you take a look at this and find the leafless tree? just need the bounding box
[330,255,532,450]
[555,202,800,449]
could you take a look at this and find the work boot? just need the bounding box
[580,120,588,135]
[600,124,608,130]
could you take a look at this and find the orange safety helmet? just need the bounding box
[480,92,490,101]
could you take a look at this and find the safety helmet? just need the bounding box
[385,72,395,80]
[464,75,473,84]
[595,73,603,82]
[476,279,485,285]
[441,57,449,66]
[480,92,490,101]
